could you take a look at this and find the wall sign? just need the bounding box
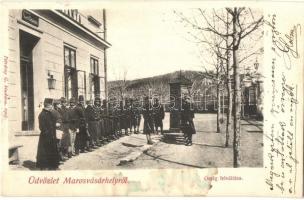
[22,10,39,27]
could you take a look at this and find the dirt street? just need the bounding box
[11,113,263,170]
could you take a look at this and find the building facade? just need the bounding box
[8,9,110,134]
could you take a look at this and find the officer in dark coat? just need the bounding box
[112,101,122,137]
[114,101,123,136]
[143,96,154,144]
[124,99,132,135]
[152,98,165,135]
[67,97,80,156]
[93,97,102,146]
[85,99,98,149]
[181,96,195,146]
[52,99,65,161]
[111,101,120,139]
[134,99,142,133]
[75,95,89,153]
[36,98,60,170]
[119,101,129,135]
[57,97,71,158]
[107,101,116,140]
[129,99,137,133]
[100,99,108,142]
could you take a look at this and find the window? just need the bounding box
[64,46,77,100]
[89,57,105,100]
[77,70,86,100]
[64,47,76,68]
[90,57,99,75]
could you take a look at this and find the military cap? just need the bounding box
[60,97,67,103]
[44,98,54,106]
[78,95,84,101]
[53,99,61,105]
[69,97,76,104]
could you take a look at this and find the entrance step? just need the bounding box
[15,131,40,136]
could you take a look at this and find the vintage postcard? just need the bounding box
[0,0,303,197]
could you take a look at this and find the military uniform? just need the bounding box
[116,103,123,135]
[143,98,154,144]
[124,102,132,134]
[57,98,71,157]
[108,107,115,140]
[85,99,100,148]
[101,100,108,142]
[36,98,60,170]
[67,98,80,155]
[134,106,142,133]
[74,95,89,153]
[112,104,121,137]
[129,101,137,133]
[118,101,128,135]
[52,100,65,161]
[94,98,102,146]
[181,98,195,146]
[152,100,165,134]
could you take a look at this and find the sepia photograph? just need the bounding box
[1,2,303,197]
[7,8,264,170]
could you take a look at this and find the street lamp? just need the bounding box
[47,71,56,90]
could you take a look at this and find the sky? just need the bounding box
[106,8,263,81]
[106,9,203,81]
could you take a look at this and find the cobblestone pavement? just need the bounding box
[10,113,263,170]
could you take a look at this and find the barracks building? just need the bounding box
[7,9,111,135]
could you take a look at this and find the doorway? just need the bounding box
[19,30,39,131]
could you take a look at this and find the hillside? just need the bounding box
[108,70,214,100]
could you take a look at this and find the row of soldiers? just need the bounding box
[36,95,165,170]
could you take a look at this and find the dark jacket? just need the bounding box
[67,106,81,130]
[180,102,195,134]
[85,105,100,121]
[153,103,165,124]
[75,104,86,128]
[36,108,60,169]
[143,103,154,133]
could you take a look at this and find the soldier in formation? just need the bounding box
[36,94,170,170]
[85,99,98,149]
[75,95,90,153]
[142,96,154,144]
[181,96,196,146]
[152,98,165,135]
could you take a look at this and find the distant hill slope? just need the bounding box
[108,70,213,100]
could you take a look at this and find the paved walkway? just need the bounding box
[10,113,263,170]
[60,134,162,170]
[11,133,162,170]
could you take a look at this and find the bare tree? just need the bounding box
[114,68,128,102]
[174,7,263,167]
